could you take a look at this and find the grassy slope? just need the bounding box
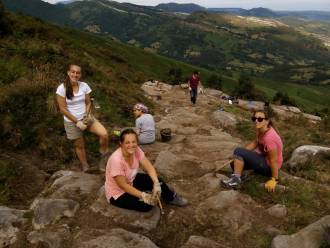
[0,12,218,160]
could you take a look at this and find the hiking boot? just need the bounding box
[167,193,188,206]
[221,174,242,189]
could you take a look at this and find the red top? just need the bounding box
[188,75,200,89]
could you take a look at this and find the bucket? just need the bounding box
[160,128,171,142]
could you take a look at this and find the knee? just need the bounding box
[100,132,109,141]
[74,140,85,150]
[233,147,246,156]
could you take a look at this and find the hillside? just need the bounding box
[0,8,217,162]
[4,0,330,87]
[155,2,206,13]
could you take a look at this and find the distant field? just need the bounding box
[254,78,330,112]
[219,73,330,113]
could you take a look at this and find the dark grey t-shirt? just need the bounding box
[135,114,155,144]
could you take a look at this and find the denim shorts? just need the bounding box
[231,147,271,176]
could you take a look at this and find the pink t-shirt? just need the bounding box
[105,147,145,200]
[257,127,283,168]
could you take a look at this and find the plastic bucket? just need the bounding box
[160,128,171,142]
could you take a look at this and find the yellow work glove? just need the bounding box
[265,177,277,192]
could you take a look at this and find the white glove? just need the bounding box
[140,192,157,206]
[152,182,162,198]
[76,120,87,131]
[82,114,94,126]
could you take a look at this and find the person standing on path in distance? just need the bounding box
[187,70,201,105]
[56,64,109,172]
[133,103,155,145]
[222,108,283,192]
[105,128,188,212]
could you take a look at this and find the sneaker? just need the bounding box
[221,174,242,189]
[168,193,188,206]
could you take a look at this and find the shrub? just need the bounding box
[233,73,266,101]
[206,74,222,90]
[273,91,297,106]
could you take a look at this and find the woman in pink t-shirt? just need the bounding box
[105,128,188,212]
[222,108,283,192]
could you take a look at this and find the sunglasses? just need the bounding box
[251,117,267,122]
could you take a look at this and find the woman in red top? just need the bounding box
[187,70,201,105]
[222,108,283,192]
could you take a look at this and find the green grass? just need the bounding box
[253,77,330,113]
[242,175,330,233]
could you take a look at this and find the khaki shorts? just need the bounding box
[64,116,96,140]
[64,121,83,140]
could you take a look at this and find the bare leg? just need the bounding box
[88,120,109,154]
[233,158,244,176]
[73,137,89,170]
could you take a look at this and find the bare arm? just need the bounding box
[114,175,143,198]
[245,140,258,151]
[56,95,78,123]
[140,156,159,184]
[85,94,92,116]
[267,149,279,179]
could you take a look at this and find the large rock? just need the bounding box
[184,134,240,162]
[30,198,79,230]
[271,215,330,248]
[288,145,330,168]
[196,173,229,197]
[195,190,263,235]
[211,110,237,128]
[154,151,207,180]
[43,170,101,201]
[266,204,287,218]
[302,113,321,122]
[90,187,160,231]
[180,235,228,248]
[74,228,158,248]
[238,99,265,111]
[27,227,70,248]
[0,206,28,248]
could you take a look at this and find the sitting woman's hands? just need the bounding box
[152,182,162,198]
[265,177,277,192]
[140,192,157,206]
[76,120,87,131]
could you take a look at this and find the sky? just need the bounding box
[43,0,330,11]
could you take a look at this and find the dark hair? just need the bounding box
[119,128,138,143]
[193,70,199,75]
[64,64,81,100]
[254,106,279,133]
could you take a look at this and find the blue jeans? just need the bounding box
[190,88,198,104]
[231,147,271,176]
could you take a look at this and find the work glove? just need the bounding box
[152,182,162,198]
[76,120,87,131]
[82,114,94,126]
[265,177,277,192]
[140,192,157,206]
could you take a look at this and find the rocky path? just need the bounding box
[1,82,329,248]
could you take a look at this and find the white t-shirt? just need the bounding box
[56,81,92,122]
